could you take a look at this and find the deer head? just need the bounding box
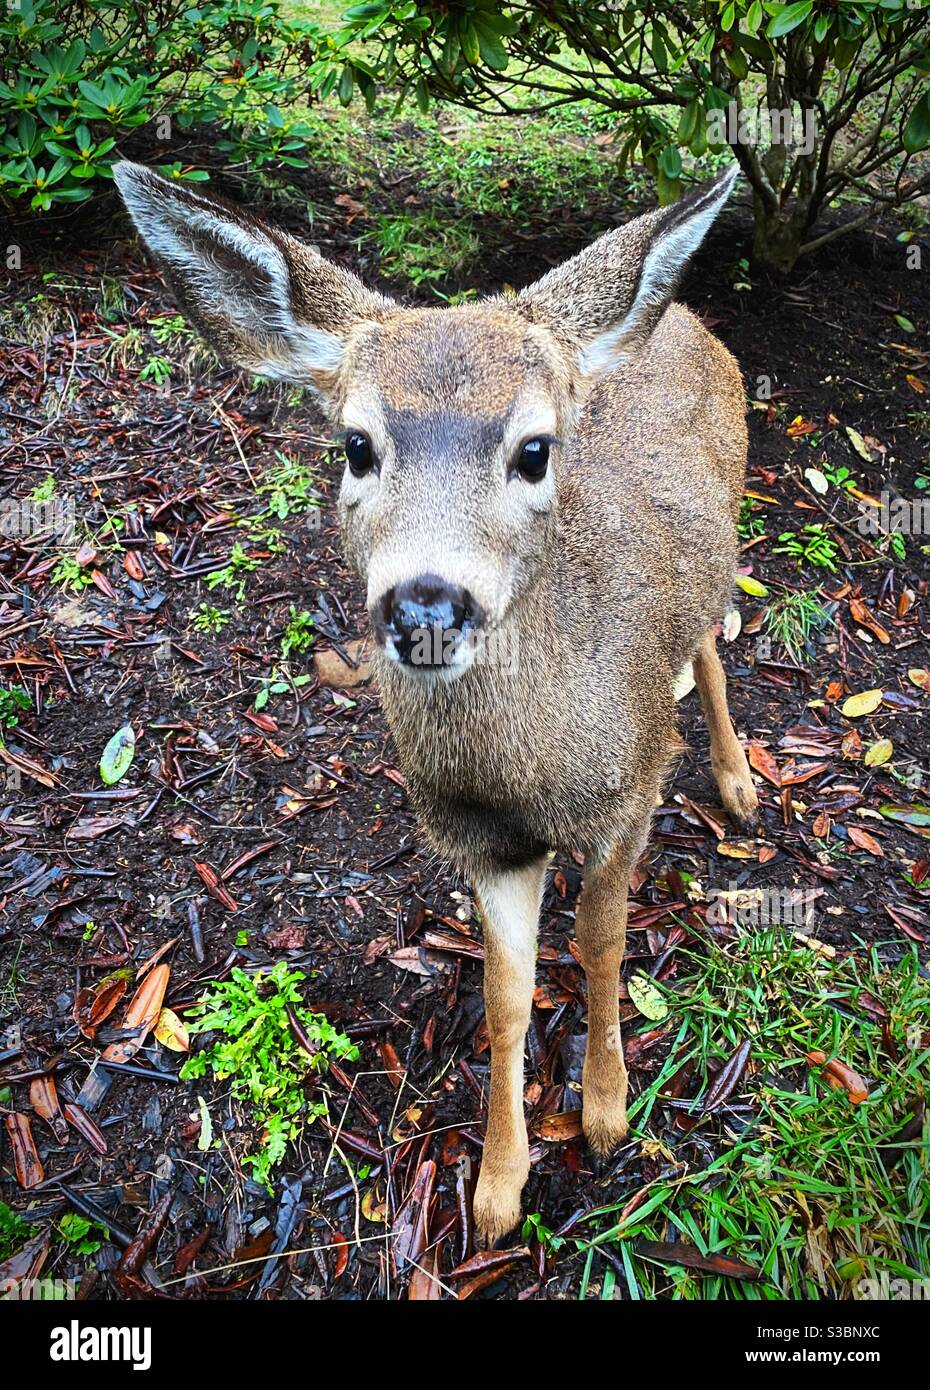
[114,162,738,677]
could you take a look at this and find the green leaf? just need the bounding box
[903,95,930,155]
[99,723,136,785]
[628,972,669,1021]
[766,2,813,39]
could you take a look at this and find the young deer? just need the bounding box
[115,161,758,1245]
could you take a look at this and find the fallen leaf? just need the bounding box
[735,575,769,598]
[864,739,893,767]
[99,724,136,786]
[848,826,884,857]
[154,1007,189,1053]
[748,741,780,787]
[627,972,669,1021]
[908,668,930,694]
[4,1113,44,1188]
[841,689,883,718]
[102,963,170,1063]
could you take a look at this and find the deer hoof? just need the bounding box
[583,1099,629,1156]
[716,766,759,831]
[474,1165,527,1248]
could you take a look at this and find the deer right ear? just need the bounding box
[113,162,394,411]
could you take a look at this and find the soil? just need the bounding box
[0,137,928,1301]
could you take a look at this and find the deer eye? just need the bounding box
[514,437,549,481]
[345,431,375,477]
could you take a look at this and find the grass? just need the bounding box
[765,589,833,663]
[570,931,929,1300]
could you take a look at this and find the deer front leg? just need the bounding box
[574,842,635,1154]
[472,857,548,1247]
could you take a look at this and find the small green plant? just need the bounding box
[100,324,144,370]
[0,1202,33,1262]
[81,920,97,942]
[206,543,261,602]
[0,685,31,730]
[180,962,358,1187]
[522,1212,565,1255]
[259,452,321,521]
[254,667,311,711]
[280,606,314,661]
[774,524,841,573]
[823,463,857,494]
[28,475,55,503]
[765,590,833,663]
[139,354,172,386]
[50,553,94,592]
[190,603,230,635]
[737,496,766,541]
[57,1212,105,1256]
[149,314,194,348]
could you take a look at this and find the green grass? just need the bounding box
[765,589,833,663]
[570,932,929,1300]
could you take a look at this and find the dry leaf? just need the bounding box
[841,689,883,718]
[848,826,884,857]
[864,739,893,767]
[102,963,170,1063]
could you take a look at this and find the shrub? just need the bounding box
[0,0,334,212]
[335,1,930,272]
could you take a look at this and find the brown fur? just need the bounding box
[113,162,759,1246]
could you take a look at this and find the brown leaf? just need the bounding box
[4,1113,45,1188]
[636,1239,760,1280]
[392,1160,435,1273]
[703,1039,751,1112]
[62,1101,108,1155]
[29,1075,69,1144]
[449,1246,531,1279]
[538,1110,584,1141]
[192,860,238,911]
[102,963,170,1063]
[847,825,884,857]
[748,741,780,787]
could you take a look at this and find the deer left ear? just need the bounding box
[113,162,395,410]
[518,166,739,375]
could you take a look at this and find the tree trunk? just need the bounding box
[750,194,811,274]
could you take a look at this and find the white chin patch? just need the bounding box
[672,660,696,702]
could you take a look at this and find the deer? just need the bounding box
[114,160,758,1246]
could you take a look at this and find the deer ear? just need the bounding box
[113,162,394,409]
[518,167,738,375]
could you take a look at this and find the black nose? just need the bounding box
[378,574,483,668]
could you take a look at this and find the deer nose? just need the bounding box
[378,574,483,667]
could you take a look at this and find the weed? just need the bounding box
[0,685,31,730]
[737,496,766,541]
[259,452,321,521]
[774,524,841,573]
[57,1212,105,1256]
[280,606,314,661]
[206,543,261,602]
[190,603,230,635]
[0,1202,33,1262]
[765,590,833,663]
[28,476,55,503]
[51,554,94,592]
[139,354,172,387]
[180,962,358,1187]
[523,1212,565,1255]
